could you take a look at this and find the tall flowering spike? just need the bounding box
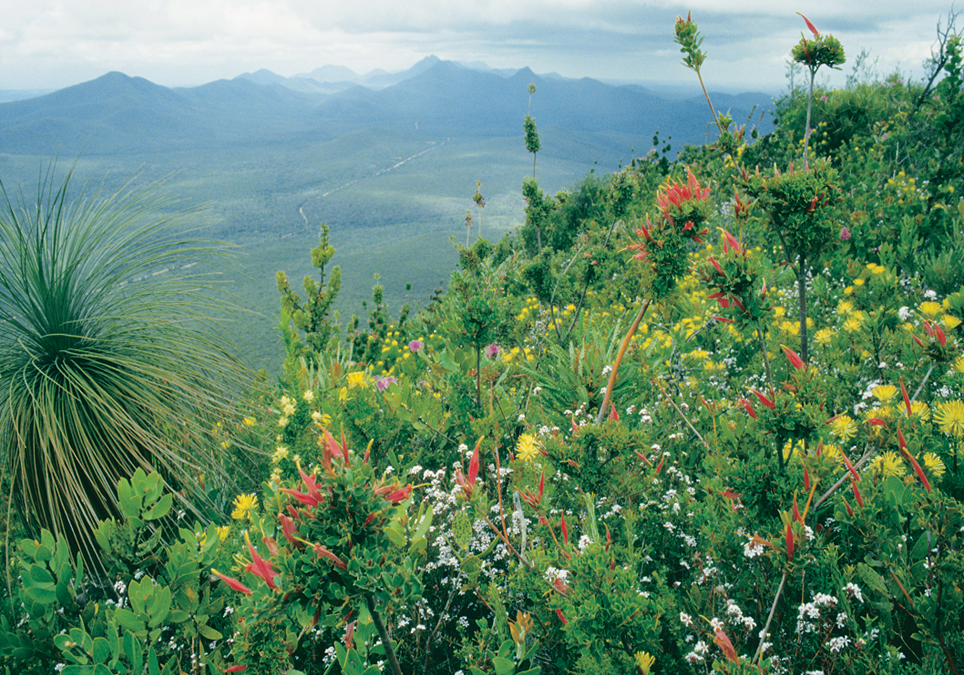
[900,377,912,416]
[244,533,280,591]
[781,345,805,370]
[797,12,820,37]
[212,569,253,596]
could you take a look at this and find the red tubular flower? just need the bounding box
[721,228,742,254]
[224,666,248,673]
[314,544,348,571]
[740,398,758,420]
[609,403,620,422]
[714,628,741,665]
[245,534,280,591]
[797,12,820,37]
[707,255,725,276]
[386,485,413,504]
[455,438,482,499]
[843,498,854,518]
[281,487,321,507]
[785,521,795,561]
[898,423,931,492]
[840,450,860,481]
[850,476,864,509]
[560,514,569,546]
[900,377,912,415]
[212,569,253,596]
[552,577,569,595]
[781,345,805,370]
[279,514,301,549]
[935,324,947,347]
[793,494,802,524]
[750,388,776,410]
[655,457,665,474]
[556,608,569,626]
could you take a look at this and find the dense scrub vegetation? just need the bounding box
[2,10,964,675]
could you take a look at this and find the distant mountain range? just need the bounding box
[0,56,775,157]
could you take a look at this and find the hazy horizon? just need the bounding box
[1,1,958,94]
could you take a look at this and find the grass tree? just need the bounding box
[0,165,254,572]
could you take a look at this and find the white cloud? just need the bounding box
[0,0,957,90]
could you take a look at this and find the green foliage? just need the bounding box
[277,223,343,361]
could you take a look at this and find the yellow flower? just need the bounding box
[954,355,964,375]
[907,401,930,421]
[935,401,964,437]
[272,445,289,464]
[516,433,541,462]
[872,385,898,403]
[923,453,946,478]
[635,652,656,675]
[243,417,256,427]
[830,415,857,442]
[944,314,962,330]
[843,318,863,333]
[216,525,232,543]
[920,301,943,317]
[814,328,834,346]
[867,451,905,478]
[231,493,258,521]
[853,278,865,286]
[836,301,854,315]
[347,372,368,388]
[303,390,315,402]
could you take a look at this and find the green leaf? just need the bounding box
[198,624,223,641]
[143,493,173,521]
[492,656,516,674]
[92,637,111,664]
[857,562,891,598]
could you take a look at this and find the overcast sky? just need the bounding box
[0,0,957,93]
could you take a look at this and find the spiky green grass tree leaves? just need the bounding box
[0,166,254,572]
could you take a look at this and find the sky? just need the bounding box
[0,0,958,93]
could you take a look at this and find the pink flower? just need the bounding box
[839,226,851,241]
[375,376,397,392]
[485,343,500,358]
[408,339,424,352]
